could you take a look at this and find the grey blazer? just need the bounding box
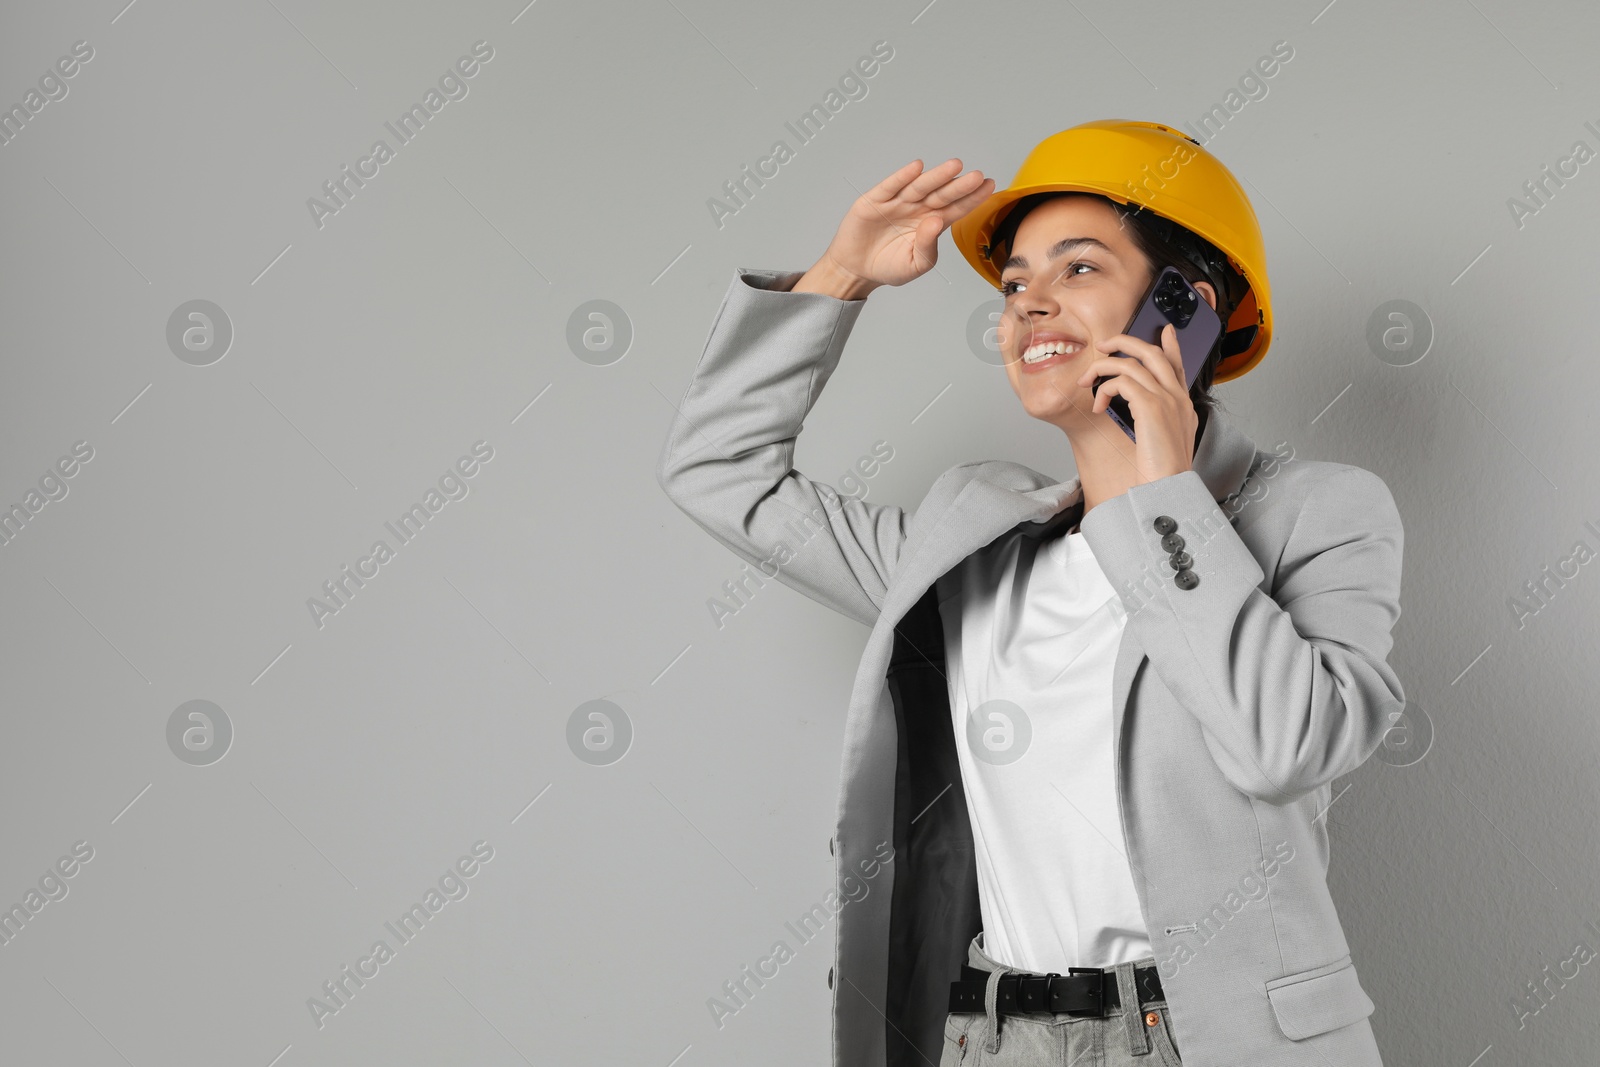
[657,266,1406,1067]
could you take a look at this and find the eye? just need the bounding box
[998,261,1094,296]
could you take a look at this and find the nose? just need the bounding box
[1005,285,1067,337]
[999,303,1062,353]
[1012,284,1061,317]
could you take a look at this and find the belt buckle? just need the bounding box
[1065,966,1106,1017]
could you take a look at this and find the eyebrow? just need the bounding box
[1001,236,1117,273]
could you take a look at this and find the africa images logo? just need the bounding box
[306,441,494,630]
[306,41,495,230]
[305,841,494,1029]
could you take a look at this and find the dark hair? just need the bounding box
[985,191,1250,439]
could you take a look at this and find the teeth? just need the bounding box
[1022,340,1081,364]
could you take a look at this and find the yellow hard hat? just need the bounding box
[950,119,1271,383]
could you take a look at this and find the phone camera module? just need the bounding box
[1155,273,1198,328]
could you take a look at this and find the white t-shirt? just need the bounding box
[934,522,1154,974]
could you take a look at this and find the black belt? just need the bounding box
[948,963,1164,1016]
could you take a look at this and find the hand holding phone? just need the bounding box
[1091,266,1223,442]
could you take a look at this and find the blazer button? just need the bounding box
[1168,550,1193,571]
[1160,532,1185,553]
[1174,569,1199,590]
[1153,515,1177,535]
[828,967,834,990]
[829,837,834,856]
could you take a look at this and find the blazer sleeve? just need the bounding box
[1079,464,1406,805]
[655,266,912,630]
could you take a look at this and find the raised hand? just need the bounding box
[798,159,994,298]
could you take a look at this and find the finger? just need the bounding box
[1079,354,1160,390]
[939,177,998,222]
[1157,322,1186,381]
[909,214,944,269]
[1088,374,1140,415]
[864,159,928,204]
[1095,332,1181,392]
[921,170,990,211]
[1087,375,1166,424]
[902,158,965,201]
[1078,356,1161,398]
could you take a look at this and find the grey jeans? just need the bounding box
[937,933,1184,1066]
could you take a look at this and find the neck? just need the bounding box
[1066,406,1208,516]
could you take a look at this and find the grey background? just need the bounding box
[2,0,1597,1064]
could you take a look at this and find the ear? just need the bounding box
[1193,279,1217,311]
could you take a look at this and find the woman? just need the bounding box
[658,120,1404,1067]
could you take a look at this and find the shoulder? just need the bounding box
[932,458,1054,493]
[918,461,986,517]
[1265,455,1397,506]
[1253,455,1402,547]
[910,459,1049,538]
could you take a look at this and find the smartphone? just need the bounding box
[1092,265,1223,442]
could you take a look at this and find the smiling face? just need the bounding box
[994,194,1154,427]
[993,194,1213,432]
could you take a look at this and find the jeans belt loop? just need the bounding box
[984,967,1008,1054]
[1114,959,1152,1056]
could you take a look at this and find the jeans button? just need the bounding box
[1145,1010,1160,1027]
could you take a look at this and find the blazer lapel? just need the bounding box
[879,474,1083,629]
[878,409,1263,743]
[885,411,1260,626]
